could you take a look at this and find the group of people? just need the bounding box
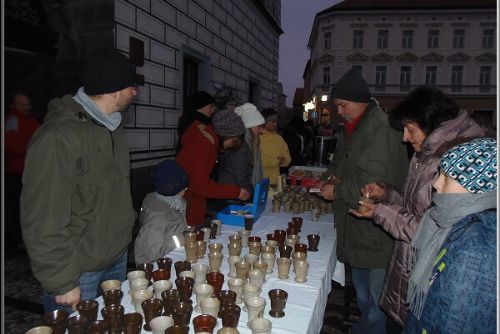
[14,48,293,312]
[318,68,496,334]
[9,47,496,334]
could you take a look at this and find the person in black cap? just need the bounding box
[319,68,409,334]
[134,159,190,263]
[21,48,138,312]
[177,90,217,151]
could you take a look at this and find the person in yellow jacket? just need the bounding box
[260,108,291,186]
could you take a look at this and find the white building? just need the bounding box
[305,0,496,127]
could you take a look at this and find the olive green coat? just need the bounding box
[323,100,408,268]
[21,95,136,295]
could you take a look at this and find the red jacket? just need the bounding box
[5,108,40,173]
[176,120,240,226]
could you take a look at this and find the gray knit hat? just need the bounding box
[81,48,137,95]
[212,109,246,137]
[330,68,371,103]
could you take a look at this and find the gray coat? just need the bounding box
[373,111,485,326]
[134,193,188,264]
[217,141,253,193]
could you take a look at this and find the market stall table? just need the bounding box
[89,200,344,334]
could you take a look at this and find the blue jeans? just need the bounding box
[43,251,128,312]
[351,267,387,334]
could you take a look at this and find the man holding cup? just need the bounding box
[319,68,408,334]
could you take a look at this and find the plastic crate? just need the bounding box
[216,178,270,226]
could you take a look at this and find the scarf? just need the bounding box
[155,193,187,213]
[73,87,122,131]
[407,191,497,319]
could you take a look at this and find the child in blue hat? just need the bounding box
[405,138,497,333]
[134,159,189,264]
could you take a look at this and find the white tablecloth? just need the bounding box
[93,200,345,334]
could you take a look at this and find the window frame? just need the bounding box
[375,65,387,92]
[353,30,364,49]
[427,29,439,48]
[377,30,389,49]
[402,29,414,49]
[452,29,465,49]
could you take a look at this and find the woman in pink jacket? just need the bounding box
[350,86,485,333]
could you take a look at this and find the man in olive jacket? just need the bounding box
[320,68,408,334]
[21,49,137,312]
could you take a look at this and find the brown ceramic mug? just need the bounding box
[307,234,320,252]
[76,300,98,322]
[136,262,154,281]
[141,298,163,331]
[294,243,308,253]
[152,268,170,281]
[174,260,192,277]
[216,289,237,307]
[43,309,69,334]
[172,301,193,327]
[101,304,125,334]
[102,289,124,307]
[67,314,87,334]
[219,304,241,328]
[161,289,180,316]
[157,257,173,271]
[193,314,217,333]
[87,320,109,334]
[123,312,143,334]
[175,277,195,302]
[278,245,293,258]
[206,271,225,294]
[268,288,288,318]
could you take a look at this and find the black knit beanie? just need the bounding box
[154,159,189,196]
[330,68,371,103]
[81,48,137,95]
[190,91,215,110]
[212,109,246,137]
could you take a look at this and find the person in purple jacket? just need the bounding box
[350,86,485,334]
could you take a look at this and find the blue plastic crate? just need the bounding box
[216,178,270,226]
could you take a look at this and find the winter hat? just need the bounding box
[261,108,278,122]
[330,68,371,103]
[212,109,246,137]
[190,91,215,111]
[81,48,137,95]
[234,103,265,128]
[153,159,189,196]
[440,138,497,193]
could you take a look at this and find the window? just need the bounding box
[482,29,494,48]
[377,30,389,49]
[453,29,465,48]
[451,66,463,92]
[425,66,437,85]
[324,32,331,50]
[427,30,439,48]
[375,66,387,92]
[479,66,492,92]
[402,30,414,48]
[323,66,331,85]
[351,65,363,75]
[400,66,412,91]
[183,57,198,100]
[353,30,364,49]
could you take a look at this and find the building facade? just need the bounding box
[115,0,283,169]
[5,0,283,209]
[304,0,496,128]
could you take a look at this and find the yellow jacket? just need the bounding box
[259,129,291,185]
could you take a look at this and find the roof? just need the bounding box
[292,88,305,106]
[318,0,496,14]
